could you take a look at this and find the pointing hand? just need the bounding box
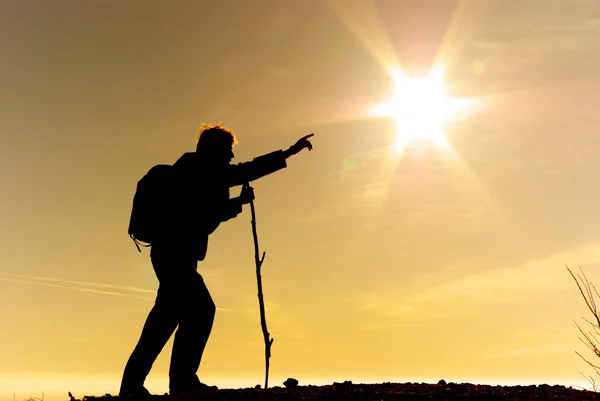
[287,133,315,156]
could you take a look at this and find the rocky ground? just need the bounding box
[73,379,599,401]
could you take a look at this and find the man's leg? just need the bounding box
[169,272,216,394]
[119,247,185,396]
[119,286,179,395]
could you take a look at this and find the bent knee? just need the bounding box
[206,298,216,316]
[192,294,215,317]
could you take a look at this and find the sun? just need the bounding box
[373,66,458,152]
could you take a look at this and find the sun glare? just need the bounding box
[373,66,461,153]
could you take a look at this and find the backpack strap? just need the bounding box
[130,234,150,253]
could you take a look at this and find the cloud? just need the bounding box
[0,272,239,312]
[342,240,600,330]
[0,275,154,301]
[0,272,154,293]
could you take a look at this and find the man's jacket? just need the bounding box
[154,150,287,261]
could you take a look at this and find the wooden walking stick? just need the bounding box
[246,183,274,389]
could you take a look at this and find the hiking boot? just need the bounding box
[119,384,151,398]
[170,380,219,396]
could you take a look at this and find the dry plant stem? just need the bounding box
[250,198,274,390]
[580,372,600,392]
[568,266,600,390]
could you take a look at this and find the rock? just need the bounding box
[284,378,299,388]
[254,384,261,389]
[438,379,447,385]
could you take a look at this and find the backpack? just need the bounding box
[128,164,174,252]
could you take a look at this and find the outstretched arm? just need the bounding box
[227,133,315,187]
[283,133,314,159]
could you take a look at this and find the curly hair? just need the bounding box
[195,123,238,153]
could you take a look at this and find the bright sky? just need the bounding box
[2,0,600,399]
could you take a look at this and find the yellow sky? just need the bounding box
[2,0,600,398]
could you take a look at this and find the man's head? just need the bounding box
[195,123,237,165]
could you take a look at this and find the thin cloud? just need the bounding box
[407,241,600,304]
[0,272,240,312]
[343,241,600,329]
[0,276,154,300]
[0,272,155,293]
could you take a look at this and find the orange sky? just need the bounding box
[2,0,600,399]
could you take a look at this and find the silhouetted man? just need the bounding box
[119,124,314,397]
